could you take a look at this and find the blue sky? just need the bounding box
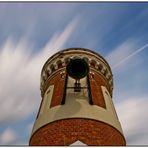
[0,2,148,145]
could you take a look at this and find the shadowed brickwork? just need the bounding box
[89,70,110,108]
[30,118,126,146]
[49,72,65,108]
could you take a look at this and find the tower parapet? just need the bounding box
[29,48,126,146]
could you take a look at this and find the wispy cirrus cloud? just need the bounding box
[0,16,79,125]
[105,39,137,68]
[0,3,79,47]
[106,38,148,145]
[0,16,80,145]
[112,43,148,69]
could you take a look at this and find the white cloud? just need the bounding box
[0,128,17,145]
[113,43,148,69]
[106,39,148,145]
[40,16,80,62]
[115,97,148,145]
[0,17,79,123]
[105,39,137,68]
[106,38,148,71]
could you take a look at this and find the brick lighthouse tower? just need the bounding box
[29,48,126,146]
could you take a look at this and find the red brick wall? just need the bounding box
[89,70,110,108]
[29,118,126,146]
[49,72,65,108]
[44,71,66,108]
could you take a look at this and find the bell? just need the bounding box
[66,58,89,79]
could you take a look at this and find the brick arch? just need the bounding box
[90,59,97,68]
[56,60,63,69]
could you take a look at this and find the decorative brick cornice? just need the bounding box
[40,48,113,97]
